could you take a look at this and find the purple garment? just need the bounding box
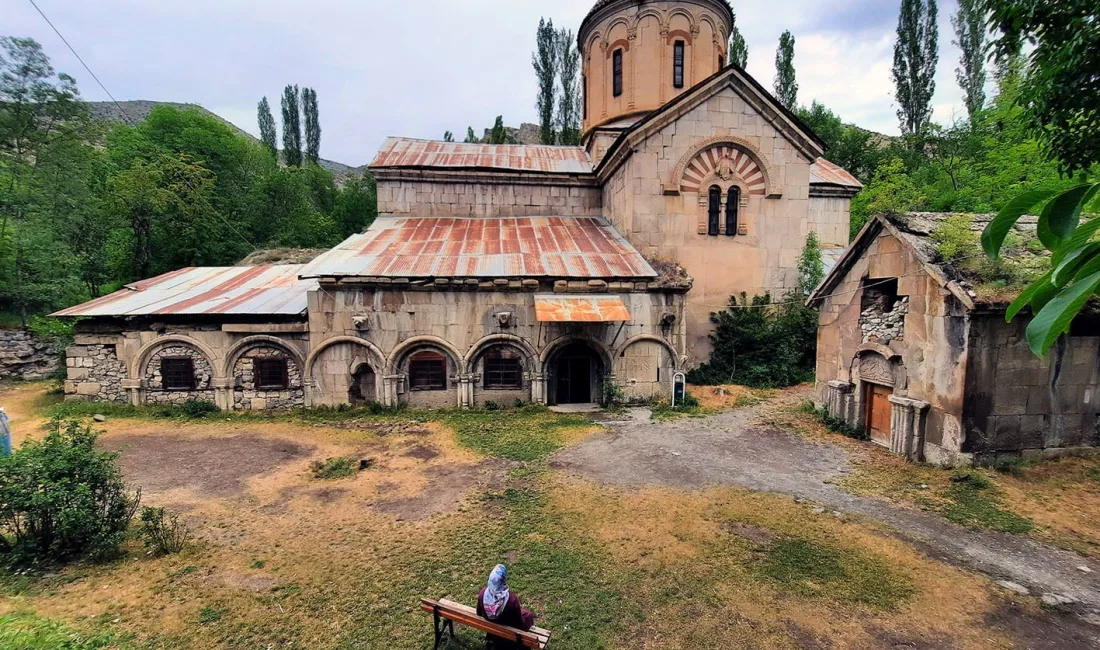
[476,587,535,631]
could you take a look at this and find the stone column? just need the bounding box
[382,374,404,408]
[530,372,546,405]
[212,378,234,411]
[888,395,929,461]
[826,380,855,424]
[121,378,142,406]
[456,374,475,409]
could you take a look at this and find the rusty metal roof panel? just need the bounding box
[810,157,862,188]
[52,265,316,318]
[300,216,657,280]
[369,137,594,175]
[534,294,632,322]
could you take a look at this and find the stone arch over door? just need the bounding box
[849,349,927,460]
[305,337,387,407]
[541,336,614,406]
[225,336,306,411]
[390,336,464,409]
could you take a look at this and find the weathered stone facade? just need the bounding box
[812,213,1100,466]
[65,344,127,403]
[143,344,216,405]
[232,345,305,410]
[0,329,60,380]
[375,177,601,218]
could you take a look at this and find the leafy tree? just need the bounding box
[728,18,748,68]
[464,127,478,143]
[892,0,939,141]
[952,0,986,120]
[302,87,321,165]
[280,84,302,166]
[487,116,512,145]
[773,30,797,110]
[532,18,559,145]
[443,131,454,142]
[556,27,582,146]
[795,102,884,182]
[798,231,825,295]
[849,158,923,238]
[0,418,140,563]
[257,96,278,157]
[979,0,1100,356]
[331,172,377,238]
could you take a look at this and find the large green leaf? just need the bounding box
[1038,184,1100,249]
[1006,270,1053,322]
[1052,242,1100,286]
[982,189,1055,258]
[1072,255,1100,282]
[1052,215,1100,267]
[1026,270,1100,356]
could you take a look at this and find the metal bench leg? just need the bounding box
[433,609,454,650]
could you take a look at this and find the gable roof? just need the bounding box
[808,212,1047,312]
[595,64,828,182]
[369,138,593,175]
[299,215,657,280]
[53,265,316,318]
[810,158,862,189]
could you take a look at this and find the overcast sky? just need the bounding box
[7,0,977,166]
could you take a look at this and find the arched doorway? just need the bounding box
[855,351,898,447]
[548,341,605,405]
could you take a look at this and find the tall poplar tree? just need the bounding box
[892,0,939,140]
[464,127,478,143]
[280,84,302,167]
[443,131,454,142]
[773,30,797,109]
[302,87,321,165]
[556,27,582,145]
[952,0,986,120]
[728,18,749,68]
[532,18,559,145]
[257,96,277,158]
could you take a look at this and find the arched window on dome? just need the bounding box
[707,186,721,236]
[612,49,623,97]
[726,186,740,236]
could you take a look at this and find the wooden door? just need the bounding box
[865,384,893,445]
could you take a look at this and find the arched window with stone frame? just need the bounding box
[725,186,740,236]
[707,186,721,236]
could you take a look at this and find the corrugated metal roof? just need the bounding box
[300,216,657,280]
[534,295,632,322]
[369,137,594,174]
[810,157,862,188]
[53,265,316,317]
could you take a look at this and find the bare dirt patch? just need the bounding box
[373,459,510,521]
[104,432,311,499]
[402,443,440,460]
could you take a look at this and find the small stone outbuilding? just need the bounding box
[810,212,1100,466]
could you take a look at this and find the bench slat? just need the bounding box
[421,598,550,649]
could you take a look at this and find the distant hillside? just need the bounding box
[85,100,362,182]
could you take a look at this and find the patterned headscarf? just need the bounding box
[482,564,510,619]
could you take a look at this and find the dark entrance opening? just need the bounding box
[348,365,377,405]
[550,341,604,405]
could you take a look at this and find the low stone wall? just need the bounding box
[232,345,305,410]
[0,329,60,380]
[65,344,128,403]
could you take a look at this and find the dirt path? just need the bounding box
[554,400,1100,633]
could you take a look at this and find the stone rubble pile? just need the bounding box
[860,296,909,344]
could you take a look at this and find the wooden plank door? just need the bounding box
[866,384,893,445]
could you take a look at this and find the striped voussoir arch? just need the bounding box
[679,145,767,196]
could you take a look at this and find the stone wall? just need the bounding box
[307,283,686,408]
[232,345,305,410]
[807,197,852,248]
[814,228,970,465]
[964,315,1100,462]
[860,296,909,344]
[64,344,127,403]
[0,329,60,380]
[143,344,216,405]
[375,178,602,218]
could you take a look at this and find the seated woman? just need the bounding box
[476,564,535,632]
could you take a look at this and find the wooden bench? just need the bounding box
[420,597,551,649]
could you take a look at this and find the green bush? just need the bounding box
[180,399,218,418]
[139,506,191,555]
[0,419,140,564]
[688,292,818,388]
[814,407,869,441]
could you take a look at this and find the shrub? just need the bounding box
[814,407,869,441]
[311,457,358,480]
[0,419,140,564]
[484,400,501,411]
[180,399,218,418]
[139,506,191,555]
[601,380,626,406]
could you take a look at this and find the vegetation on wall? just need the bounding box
[0,37,377,324]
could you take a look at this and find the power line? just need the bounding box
[27,0,259,253]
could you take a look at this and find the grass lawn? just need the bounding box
[0,383,1069,649]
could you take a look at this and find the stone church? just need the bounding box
[57,0,861,409]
